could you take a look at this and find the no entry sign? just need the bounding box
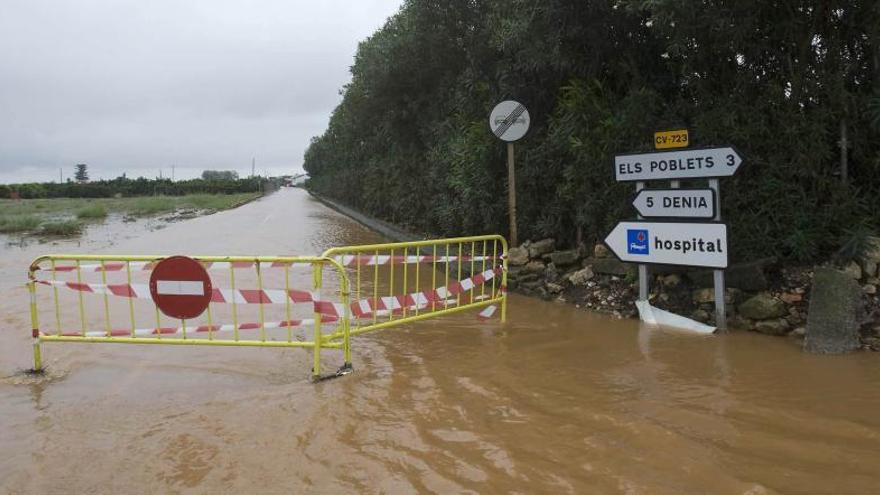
[149,256,212,319]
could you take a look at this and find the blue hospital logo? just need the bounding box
[627,229,649,255]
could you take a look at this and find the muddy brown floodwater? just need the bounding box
[1,188,878,494]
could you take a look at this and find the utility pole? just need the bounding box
[251,157,255,178]
[171,164,175,182]
[59,168,62,183]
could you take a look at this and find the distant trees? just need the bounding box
[0,176,266,199]
[74,164,89,183]
[201,170,239,181]
[304,0,880,263]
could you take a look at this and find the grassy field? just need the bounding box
[0,192,260,236]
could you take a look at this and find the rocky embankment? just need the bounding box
[507,238,880,351]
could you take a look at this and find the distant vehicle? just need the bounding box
[281,174,308,187]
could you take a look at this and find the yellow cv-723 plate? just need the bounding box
[654,129,689,149]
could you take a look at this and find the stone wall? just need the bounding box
[506,237,880,350]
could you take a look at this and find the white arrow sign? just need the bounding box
[604,221,728,268]
[632,188,716,219]
[614,147,743,182]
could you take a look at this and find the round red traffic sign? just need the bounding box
[149,256,213,320]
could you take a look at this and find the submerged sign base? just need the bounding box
[636,301,716,334]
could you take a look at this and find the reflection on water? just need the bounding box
[0,188,878,493]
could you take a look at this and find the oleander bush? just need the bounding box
[304,0,880,262]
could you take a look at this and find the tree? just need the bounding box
[74,164,89,183]
[304,0,880,263]
[201,170,239,181]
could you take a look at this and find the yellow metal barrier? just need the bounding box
[26,236,507,380]
[320,234,508,341]
[28,254,351,379]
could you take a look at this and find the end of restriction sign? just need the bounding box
[489,100,530,142]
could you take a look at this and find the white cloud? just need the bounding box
[0,0,402,182]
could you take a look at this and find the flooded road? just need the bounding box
[1,188,878,494]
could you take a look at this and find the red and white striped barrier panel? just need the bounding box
[43,295,495,339]
[35,266,506,321]
[316,266,504,319]
[38,255,501,273]
[35,280,316,305]
[44,317,338,338]
[332,254,498,267]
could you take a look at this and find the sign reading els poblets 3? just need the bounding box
[615,147,743,182]
[632,188,715,219]
[604,221,728,268]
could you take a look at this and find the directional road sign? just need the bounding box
[631,188,715,219]
[614,146,743,182]
[489,100,530,142]
[149,255,213,319]
[604,221,728,268]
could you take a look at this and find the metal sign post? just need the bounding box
[709,178,727,329]
[635,181,648,302]
[507,142,518,247]
[489,100,530,247]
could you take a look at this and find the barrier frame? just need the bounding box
[321,234,508,341]
[26,235,508,380]
[28,254,352,379]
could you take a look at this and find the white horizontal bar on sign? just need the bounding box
[156,280,205,296]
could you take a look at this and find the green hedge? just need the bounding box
[0,177,265,200]
[304,0,879,263]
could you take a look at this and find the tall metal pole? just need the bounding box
[507,142,518,247]
[709,178,727,330]
[636,181,648,301]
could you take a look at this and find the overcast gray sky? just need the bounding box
[0,0,402,184]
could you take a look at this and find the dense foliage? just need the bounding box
[0,176,266,199]
[304,0,880,262]
[201,170,240,181]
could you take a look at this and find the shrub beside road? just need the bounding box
[0,192,261,236]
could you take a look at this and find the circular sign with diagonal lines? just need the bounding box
[489,100,530,142]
